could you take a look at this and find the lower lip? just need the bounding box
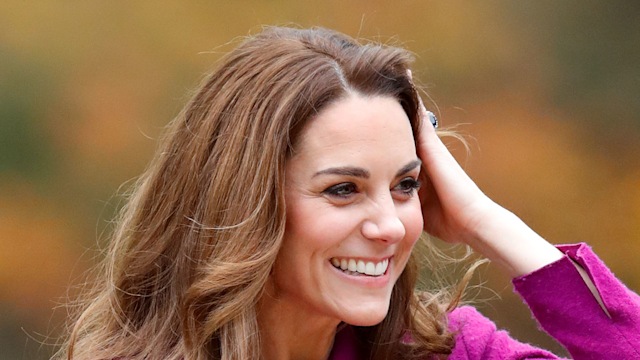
[329,259,392,288]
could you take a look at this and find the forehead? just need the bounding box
[289,94,417,169]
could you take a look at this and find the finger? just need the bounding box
[408,70,480,197]
[416,112,485,214]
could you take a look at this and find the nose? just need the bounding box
[361,193,406,244]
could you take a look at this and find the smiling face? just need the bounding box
[268,94,424,327]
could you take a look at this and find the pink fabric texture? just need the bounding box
[329,243,640,359]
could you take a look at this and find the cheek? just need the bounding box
[276,202,354,278]
[401,200,424,245]
[287,200,359,244]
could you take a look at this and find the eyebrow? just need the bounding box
[312,159,422,179]
[313,166,370,179]
[396,159,422,177]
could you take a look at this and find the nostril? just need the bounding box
[382,217,406,242]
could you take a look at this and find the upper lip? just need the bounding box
[330,255,392,262]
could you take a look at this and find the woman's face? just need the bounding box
[269,94,423,326]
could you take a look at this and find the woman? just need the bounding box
[61,26,640,359]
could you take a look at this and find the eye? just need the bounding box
[393,177,421,198]
[322,182,358,199]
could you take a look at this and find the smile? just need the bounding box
[329,257,389,277]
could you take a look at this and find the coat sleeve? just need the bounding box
[513,243,640,359]
[448,243,640,359]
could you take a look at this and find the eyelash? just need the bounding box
[395,177,422,196]
[322,177,421,200]
[323,183,358,199]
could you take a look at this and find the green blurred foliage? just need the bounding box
[1,1,638,358]
[0,49,54,182]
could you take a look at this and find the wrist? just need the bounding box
[466,206,563,277]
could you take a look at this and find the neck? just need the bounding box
[257,283,340,360]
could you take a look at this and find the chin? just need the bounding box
[340,301,391,327]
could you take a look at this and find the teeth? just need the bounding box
[348,259,357,272]
[375,261,384,275]
[330,257,389,277]
[365,262,375,275]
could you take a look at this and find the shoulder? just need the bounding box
[447,306,560,359]
[446,306,497,359]
[448,305,497,341]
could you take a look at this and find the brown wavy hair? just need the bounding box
[59,26,462,360]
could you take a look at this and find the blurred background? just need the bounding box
[1,1,639,358]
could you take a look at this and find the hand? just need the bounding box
[416,105,498,245]
[413,87,563,276]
